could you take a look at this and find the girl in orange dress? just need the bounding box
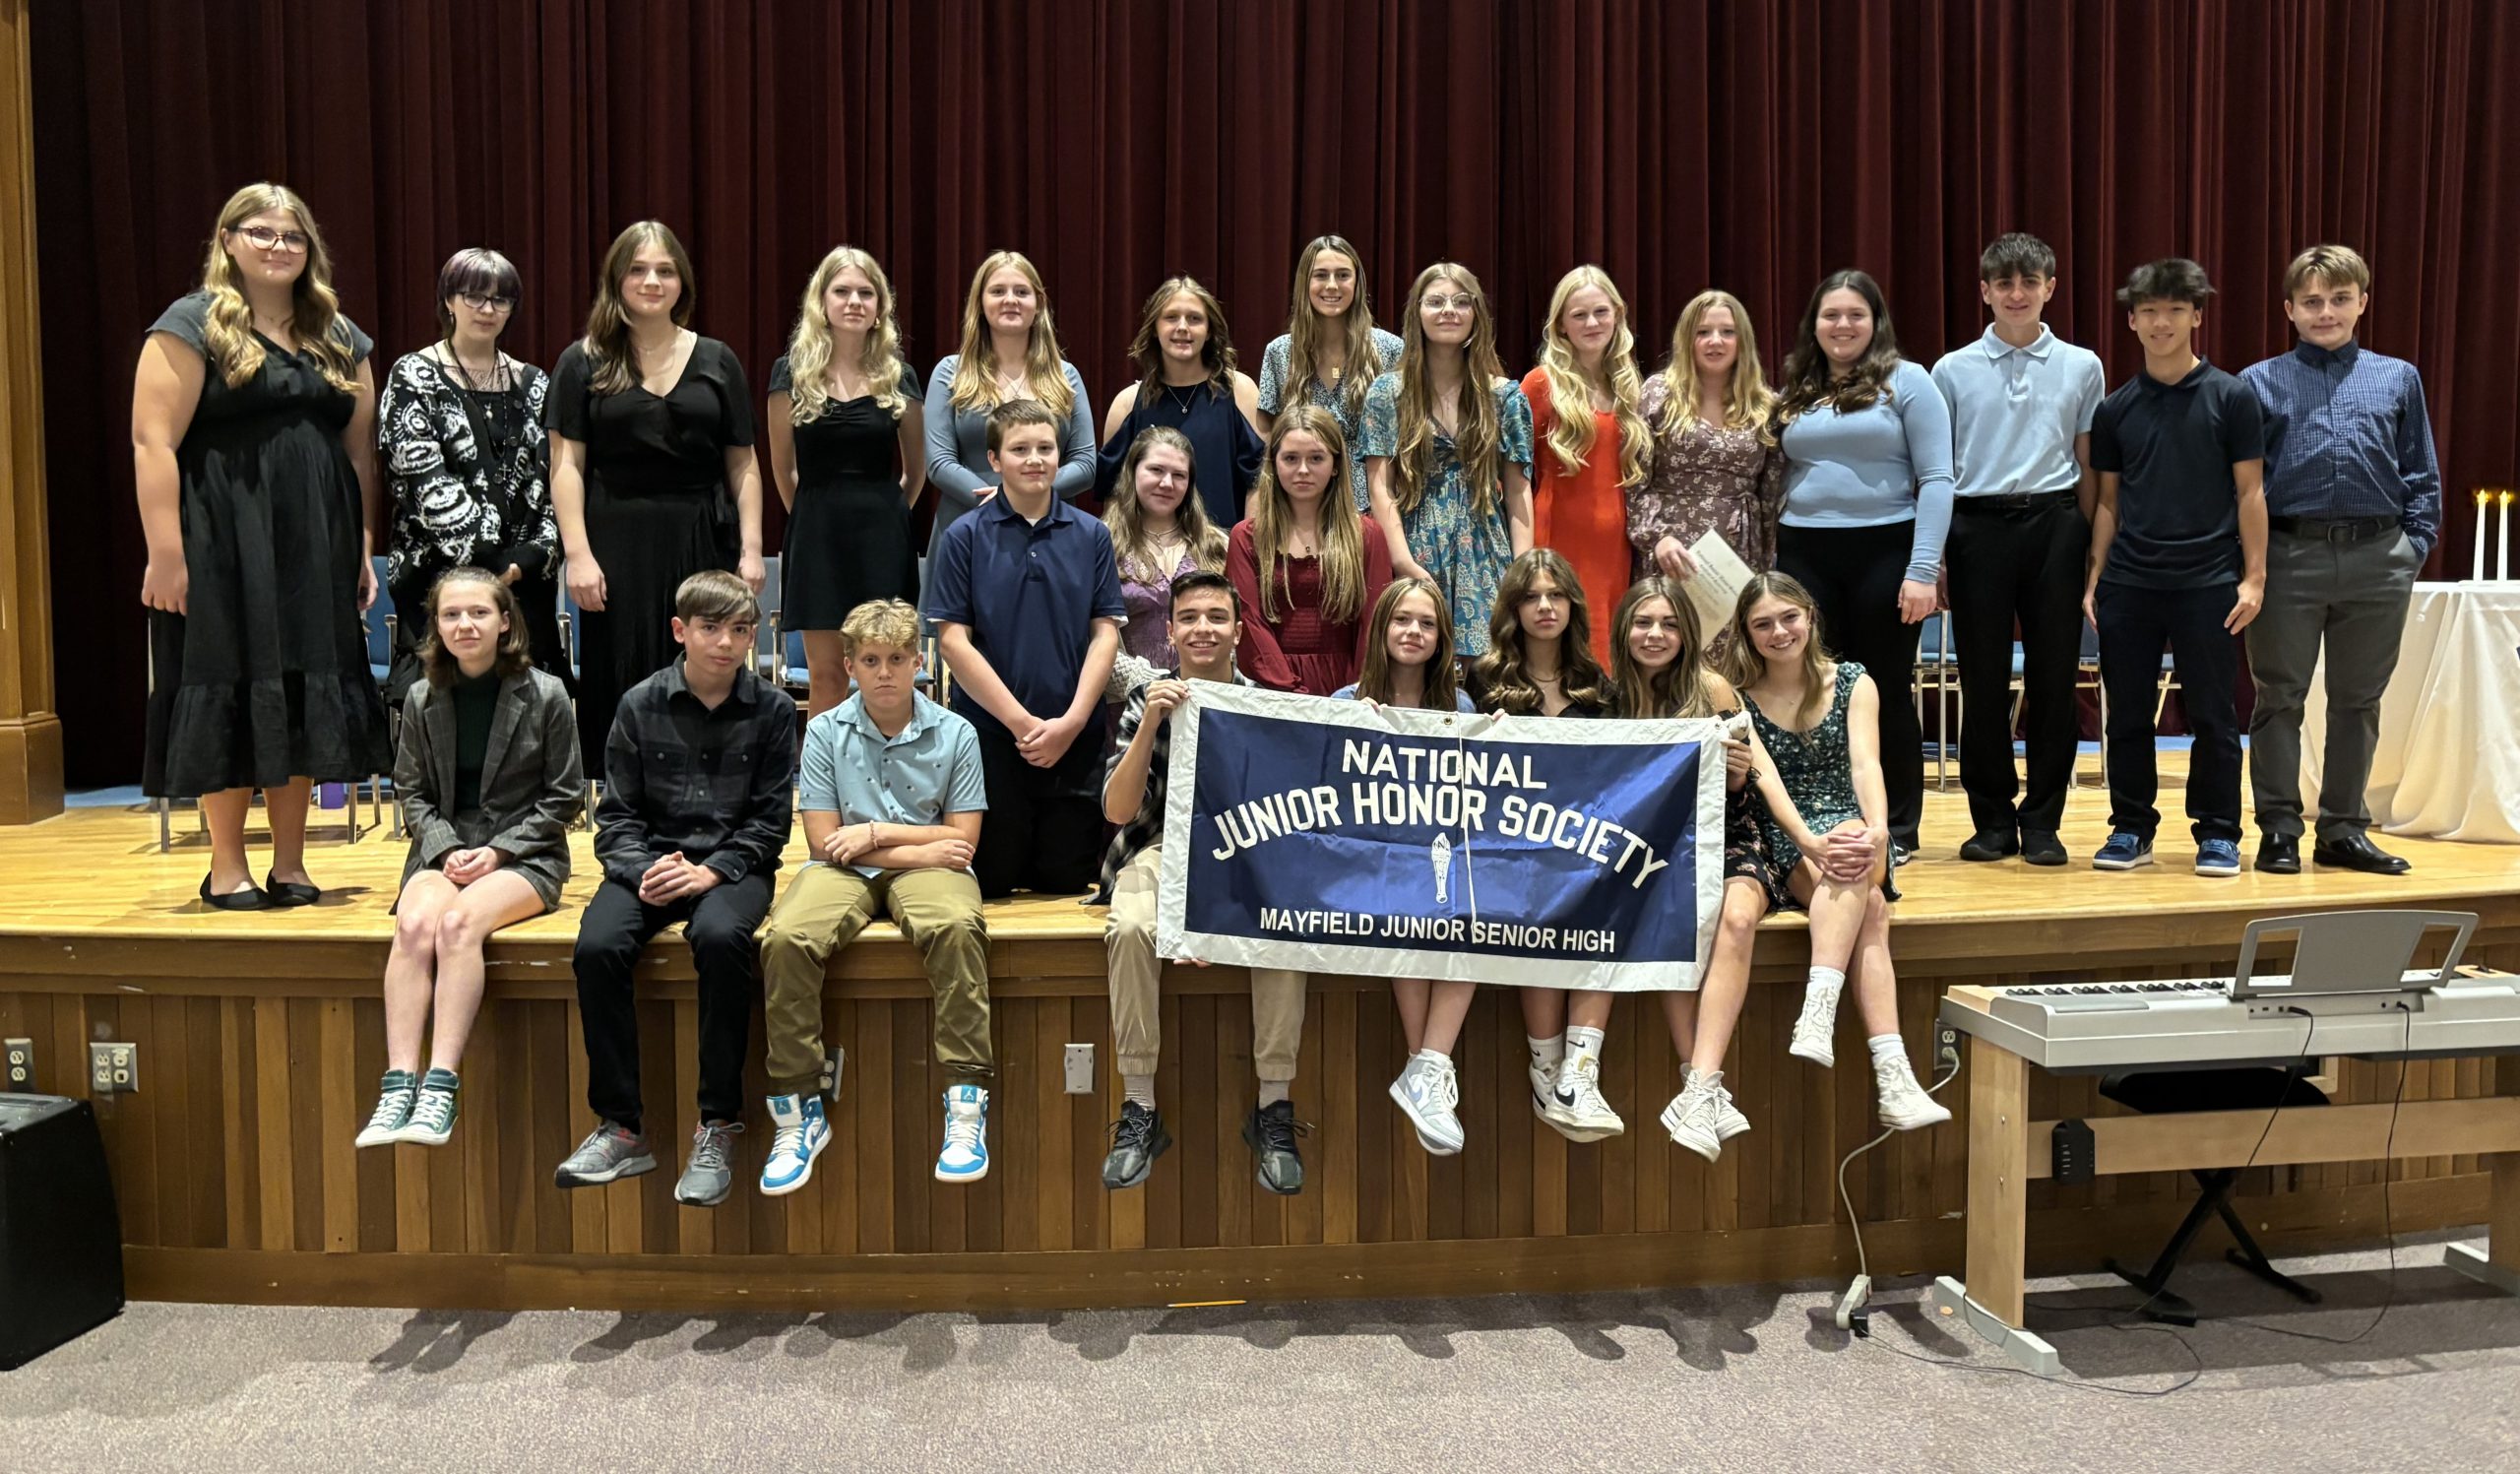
[1521,266,1650,666]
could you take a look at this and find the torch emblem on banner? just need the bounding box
[1430,833,1452,906]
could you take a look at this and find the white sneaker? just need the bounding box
[935,1084,990,1182]
[1660,1069,1727,1162]
[1714,1084,1752,1142]
[1874,1052,1952,1131]
[759,1093,830,1197]
[1388,1054,1465,1155]
[1528,1057,1560,1124]
[1546,1054,1624,1142]
[1789,982,1843,1067]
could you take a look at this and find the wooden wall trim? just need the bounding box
[0,0,60,825]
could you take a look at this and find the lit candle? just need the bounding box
[2501,490,2514,582]
[2478,489,2492,581]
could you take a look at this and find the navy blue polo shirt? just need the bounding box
[924,490,1127,741]
[2089,357,2264,590]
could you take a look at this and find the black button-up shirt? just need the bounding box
[593,658,796,889]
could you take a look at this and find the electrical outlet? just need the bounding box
[1063,1043,1096,1095]
[3,1038,32,1092]
[89,1042,138,1095]
[821,1046,846,1101]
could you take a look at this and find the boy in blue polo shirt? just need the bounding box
[2083,258,2267,877]
[926,400,1126,898]
[755,599,994,1188]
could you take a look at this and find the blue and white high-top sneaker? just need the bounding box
[934,1083,990,1183]
[759,1092,830,1197]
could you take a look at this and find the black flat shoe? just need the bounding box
[200,873,271,912]
[263,871,323,907]
[1958,828,2019,863]
[2020,830,2068,866]
[2312,833,2411,875]
[2255,835,2301,874]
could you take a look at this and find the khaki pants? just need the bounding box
[1104,846,1305,1082]
[759,864,991,1095]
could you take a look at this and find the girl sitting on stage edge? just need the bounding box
[1336,577,1479,1157]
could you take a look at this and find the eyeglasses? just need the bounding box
[232,226,310,254]
[460,292,517,314]
[1423,294,1478,312]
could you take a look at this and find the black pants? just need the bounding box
[1776,521,1923,846]
[572,871,774,1133]
[973,721,1107,899]
[2095,581,2242,844]
[1945,496,2089,835]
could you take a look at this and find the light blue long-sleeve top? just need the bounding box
[921,352,1096,568]
[1777,358,1957,583]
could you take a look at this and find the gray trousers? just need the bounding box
[2244,526,2423,841]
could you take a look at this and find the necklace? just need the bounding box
[1161,381,1200,414]
[445,345,503,392]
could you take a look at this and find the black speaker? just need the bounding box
[0,1094,124,1369]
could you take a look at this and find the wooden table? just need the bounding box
[1930,981,2520,1375]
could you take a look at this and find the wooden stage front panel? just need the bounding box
[3,803,2517,1312]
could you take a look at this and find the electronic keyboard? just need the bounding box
[1941,967,2520,1072]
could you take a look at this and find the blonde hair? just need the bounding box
[1284,234,1387,421]
[1389,263,1507,519]
[581,221,697,396]
[1354,578,1460,711]
[946,250,1076,420]
[1472,548,1611,714]
[1609,578,1722,720]
[841,598,922,656]
[1535,266,1652,488]
[785,245,910,422]
[2283,243,2372,299]
[1250,407,1370,626]
[196,183,357,392]
[1720,571,1837,728]
[1103,426,1227,583]
[1127,277,1238,401]
[1655,289,1778,442]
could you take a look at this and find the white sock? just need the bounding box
[1806,966,1846,1002]
[1410,1048,1453,1076]
[1527,1033,1564,1074]
[1122,1073,1156,1110]
[1257,1079,1290,1108]
[1564,1025,1605,1069]
[1867,1034,1907,1066]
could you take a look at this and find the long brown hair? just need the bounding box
[1387,262,1507,518]
[1534,265,1652,488]
[580,221,697,395]
[417,567,534,685]
[1102,426,1227,583]
[1284,234,1388,421]
[1654,289,1778,441]
[946,250,1077,419]
[784,244,911,421]
[1249,407,1370,625]
[1473,548,1610,714]
[1720,571,1837,728]
[1127,276,1238,402]
[197,182,358,392]
[1609,578,1721,719]
[1776,269,1901,422]
[1354,578,1460,710]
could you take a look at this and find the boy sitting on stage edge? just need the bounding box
[756,599,994,1188]
[926,399,1125,899]
[1096,571,1308,1195]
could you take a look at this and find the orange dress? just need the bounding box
[1521,367,1631,666]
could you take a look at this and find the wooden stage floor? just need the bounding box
[4,771,2517,1314]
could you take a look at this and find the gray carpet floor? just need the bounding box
[6,1234,2517,1473]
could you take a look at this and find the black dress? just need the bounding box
[142,291,393,799]
[1093,376,1264,531]
[771,353,923,629]
[543,335,753,772]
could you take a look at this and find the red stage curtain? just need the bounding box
[31,0,2520,784]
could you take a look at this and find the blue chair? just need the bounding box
[364,554,397,685]
[1914,611,1961,788]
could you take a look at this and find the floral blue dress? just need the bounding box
[1360,374,1533,658]
[1257,327,1406,511]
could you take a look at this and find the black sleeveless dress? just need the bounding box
[772,353,923,629]
[142,291,393,799]
[543,336,753,771]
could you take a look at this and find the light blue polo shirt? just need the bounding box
[1930,326,2107,497]
[798,691,988,877]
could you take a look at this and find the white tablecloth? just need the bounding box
[2301,582,2520,842]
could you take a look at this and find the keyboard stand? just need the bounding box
[2104,1168,2321,1325]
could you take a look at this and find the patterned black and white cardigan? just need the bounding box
[377,348,555,599]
